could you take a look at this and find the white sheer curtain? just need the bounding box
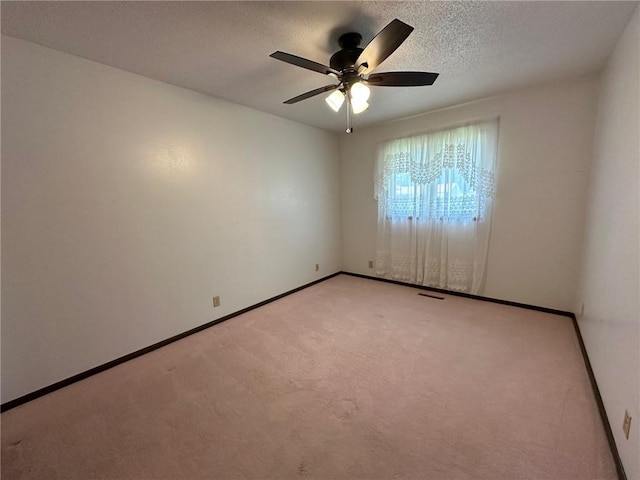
[374,119,499,294]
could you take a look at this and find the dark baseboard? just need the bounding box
[570,314,627,480]
[0,272,341,413]
[341,270,627,480]
[340,271,574,317]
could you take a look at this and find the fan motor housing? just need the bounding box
[330,32,363,71]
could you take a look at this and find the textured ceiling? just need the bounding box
[2,1,637,133]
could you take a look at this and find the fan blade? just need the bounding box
[283,84,339,104]
[270,51,341,76]
[366,71,439,86]
[355,19,414,74]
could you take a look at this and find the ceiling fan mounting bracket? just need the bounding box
[338,32,362,49]
[329,32,365,72]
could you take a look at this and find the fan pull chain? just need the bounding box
[346,92,353,134]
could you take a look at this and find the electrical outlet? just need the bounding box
[368,260,374,269]
[623,410,632,439]
[315,263,319,271]
[213,296,221,308]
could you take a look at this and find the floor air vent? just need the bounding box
[418,293,445,300]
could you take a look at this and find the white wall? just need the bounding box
[340,76,599,312]
[1,36,341,404]
[575,7,639,480]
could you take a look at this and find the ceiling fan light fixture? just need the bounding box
[325,89,345,112]
[351,98,369,114]
[350,82,370,103]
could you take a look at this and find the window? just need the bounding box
[376,130,497,221]
[374,119,499,293]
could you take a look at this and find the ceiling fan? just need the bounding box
[270,19,439,133]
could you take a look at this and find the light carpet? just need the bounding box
[1,274,616,479]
